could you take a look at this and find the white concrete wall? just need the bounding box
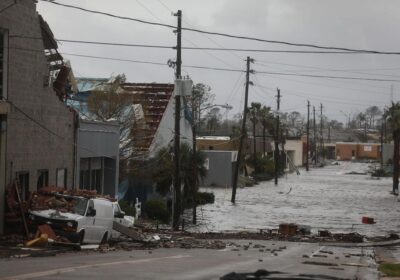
[149,81,193,157]
[284,140,303,166]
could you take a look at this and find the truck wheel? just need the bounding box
[78,230,85,245]
[100,232,108,245]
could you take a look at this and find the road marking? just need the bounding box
[1,254,191,280]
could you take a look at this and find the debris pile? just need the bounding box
[29,187,115,211]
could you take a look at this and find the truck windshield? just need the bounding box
[72,198,88,216]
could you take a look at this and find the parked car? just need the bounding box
[28,197,134,244]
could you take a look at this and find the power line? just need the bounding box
[10,44,400,82]
[63,52,168,66]
[39,0,400,55]
[133,0,238,69]
[253,83,387,107]
[254,60,400,79]
[10,35,400,55]
[254,70,400,83]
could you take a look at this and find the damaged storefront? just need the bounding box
[76,120,120,197]
[0,1,75,233]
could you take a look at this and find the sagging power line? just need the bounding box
[39,0,400,55]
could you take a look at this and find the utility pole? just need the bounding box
[306,101,310,171]
[328,124,331,143]
[231,56,252,203]
[384,117,387,143]
[380,119,384,167]
[274,88,281,185]
[172,10,182,231]
[192,97,197,224]
[313,106,317,165]
[320,104,324,162]
[252,109,257,171]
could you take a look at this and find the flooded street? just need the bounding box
[195,162,400,236]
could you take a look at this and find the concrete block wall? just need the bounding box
[0,1,75,190]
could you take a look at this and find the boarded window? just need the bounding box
[37,169,49,190]
[56,168,67,188]
[364,145,372,152]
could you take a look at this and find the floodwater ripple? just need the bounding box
[193,162,399,236]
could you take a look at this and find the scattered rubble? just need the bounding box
[0,218,399,259]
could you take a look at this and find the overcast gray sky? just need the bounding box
[37,0,400,123]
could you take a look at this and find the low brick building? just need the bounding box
[335,142,381,161]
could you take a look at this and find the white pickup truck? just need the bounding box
[28,197,134,244]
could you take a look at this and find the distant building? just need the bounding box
[197,136,236,151]
[335,142,381,161]
[202,150,237,188]
[284,139,304,167]
[76,120,120,196]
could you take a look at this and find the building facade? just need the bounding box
[76,120,119,197]
[0,1,75,233]
[202,150,237,188]
[335,142,381,161]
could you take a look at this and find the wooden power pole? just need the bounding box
[320,103,324,162]
[172,10,182,230]
[306,101,310,171]
[313,106,317,165]
[231,56,252,203]
[274,88,281,185]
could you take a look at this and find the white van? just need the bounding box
[28,197,134,244]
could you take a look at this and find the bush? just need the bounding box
[143,199,170,224]
[196,192,215,206]
[118,200,136,217]
[379,263,400,277]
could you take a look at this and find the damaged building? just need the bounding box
[69,78,193,201]
[0,1,76,233]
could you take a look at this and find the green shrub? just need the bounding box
[143,199,170,224]
[379,263,400,277]
[118,200,136,217]
[196,192,215,205]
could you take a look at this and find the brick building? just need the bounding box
[0,1,75,233]
[335,142,380,161]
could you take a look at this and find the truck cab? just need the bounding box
[29,197,134,244]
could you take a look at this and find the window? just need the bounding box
[56,168,67,188]
[37,169,49,190]
[17,172,29,201]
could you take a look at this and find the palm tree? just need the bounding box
[259,105,274,157]
[385,102,400,194]
[249,102,261,169]
[152,143,207,225]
